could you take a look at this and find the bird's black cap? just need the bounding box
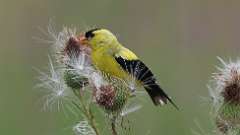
[85,28,101,39]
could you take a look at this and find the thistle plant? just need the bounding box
[36,25,141,135]
[209,57,240,135]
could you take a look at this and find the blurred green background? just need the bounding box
[1,0,240,135]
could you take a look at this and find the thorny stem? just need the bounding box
[111,115,118,135]
[88,108,100,135]
[73,89,100,135]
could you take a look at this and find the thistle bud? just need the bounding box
[64,69,88,89]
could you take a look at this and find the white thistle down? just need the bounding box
[64,46,106,90]
[89,71,107,90]
[210,57,240,110]
[36,56,72,111]
[47,24,107,90]
[47,24,77,54]
[36,26,107,110]
[120,104,142,116]
[64,50,94,76]
[124,75,138,93]
[73,121,96,135]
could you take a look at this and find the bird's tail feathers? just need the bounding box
[144,84,179,110]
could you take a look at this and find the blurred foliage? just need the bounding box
[0,0,240,135]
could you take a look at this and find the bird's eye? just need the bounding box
[85,28,101,39]
[85,31,95,39]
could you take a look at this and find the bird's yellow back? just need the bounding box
[91,45,137,79]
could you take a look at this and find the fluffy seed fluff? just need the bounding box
[47,24,77,58]
[210,57,240,108]
[73,121,96,135]
[36,56,72,111]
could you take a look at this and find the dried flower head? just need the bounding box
[93,75,131,113]
[62,34,91,63]
[94,85,116,110]
[64,36,81,58]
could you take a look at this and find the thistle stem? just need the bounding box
[73,89,100,135]
[111,115,118,135]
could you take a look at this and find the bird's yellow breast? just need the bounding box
[91,48,127,79]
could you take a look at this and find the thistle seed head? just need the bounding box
[94,85,116,110]
[47,24,77,60]
[63,34,91,62]
[212,57,240,105]
[93,75,130,112]
[62,34,95,90]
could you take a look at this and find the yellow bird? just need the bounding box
[80,28,178,109]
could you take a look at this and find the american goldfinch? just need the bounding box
[80,28,178,109]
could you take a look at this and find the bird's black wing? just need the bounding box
[114,56,179,109]
[114,56,155,83]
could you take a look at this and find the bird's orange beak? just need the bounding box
[79,34,89,45]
